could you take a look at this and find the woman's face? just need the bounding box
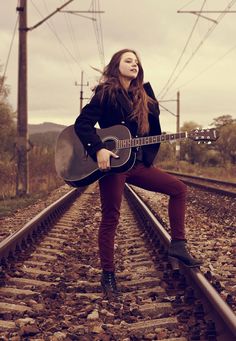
[118,52,139,81]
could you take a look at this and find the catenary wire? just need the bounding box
[92,0,105,68]
[92,1,102,68]
[57,0,80,62]
[173,42,236,91]
[42,0,79,68]
[159,0,236,100]
[63,12,82,65]
[179,0,197,12]
[30,0,82,75]
[97,0,105,68]
[0,16,18,96]
[157,0,207,98]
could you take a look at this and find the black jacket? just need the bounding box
[74,82,161,167]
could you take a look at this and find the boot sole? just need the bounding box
[101,281,120,299]
[169,256,203,268]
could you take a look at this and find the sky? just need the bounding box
[1,0,236,133]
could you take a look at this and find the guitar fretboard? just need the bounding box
[117,132,187,149]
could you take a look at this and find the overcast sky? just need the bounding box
[1,0,236,132]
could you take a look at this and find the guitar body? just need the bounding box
[55,125,136,187]
[55,124,218,187]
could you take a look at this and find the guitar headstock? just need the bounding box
[188,128,219,143]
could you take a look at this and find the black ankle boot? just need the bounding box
[101,271,119,297]
[168,240,203,268]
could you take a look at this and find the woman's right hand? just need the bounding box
[96,148,119,171]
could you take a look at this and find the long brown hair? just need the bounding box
[98,49,154,135]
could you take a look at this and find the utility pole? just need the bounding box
[158,91,181,165]
[176,91,180,166]
[16,0,28,196]
[15,0,74,196]
[75,71,89,113]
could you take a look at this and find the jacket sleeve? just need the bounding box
[142,82,162,166]
[74,90,106,160]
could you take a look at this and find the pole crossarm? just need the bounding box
[192,13,218,24]
[59,10,105,21]
[75,71,89,113]
[27,0,74,31]
[60,10,105,13]
[177,10,236,23]
[178,10,236,13]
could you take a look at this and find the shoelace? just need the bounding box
[106,273,116,288]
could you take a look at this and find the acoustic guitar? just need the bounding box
[55,124,218,187]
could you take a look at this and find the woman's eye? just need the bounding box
[125,60,138,64]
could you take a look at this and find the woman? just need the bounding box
[74,49,202,296]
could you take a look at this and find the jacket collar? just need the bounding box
[116,90,133,116]
[115,85,160,119]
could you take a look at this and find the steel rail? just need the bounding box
[179,179,236,198]
[125,184,236,340]
[166,170,236,187]
[0,188,79,265]
[166,171,236,197]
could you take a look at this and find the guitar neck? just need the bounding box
[117,132,188,149]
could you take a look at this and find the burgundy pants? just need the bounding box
[98,163,187,271]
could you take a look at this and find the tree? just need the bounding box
[0,67,16,159]
[211,115,235,128]
[0,66,17,196]
[211,115,236,164]
[179,121,204,164]
[155,140,175,163]
[0,66,10,101]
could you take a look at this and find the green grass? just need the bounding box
[0,192,48,218]
[1,162,235,219]
[159,160,236,182]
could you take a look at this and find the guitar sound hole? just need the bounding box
[104,139,116,151]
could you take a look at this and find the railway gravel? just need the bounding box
[0,185,71,242]
[0,184,220,340]
[132,183,236,313]
[0,178,235,339]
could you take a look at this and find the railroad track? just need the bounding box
[0,185,72,243]
[166,171,236,197]
[131,176,236,313]
[0,184,235,340]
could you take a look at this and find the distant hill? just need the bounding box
[28,122,67,135]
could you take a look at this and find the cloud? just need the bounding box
[0,0,235,134]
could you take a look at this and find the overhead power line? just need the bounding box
[28,0,74,30]
[0,16,18,96]
[60,2,105,69]
[30,0,81,74]
[159,0,236,100]
[173,42,236,91]
[157,0,207,99]
[179,0,196,11]
[92,0,105,68]
[63,11,82,63]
